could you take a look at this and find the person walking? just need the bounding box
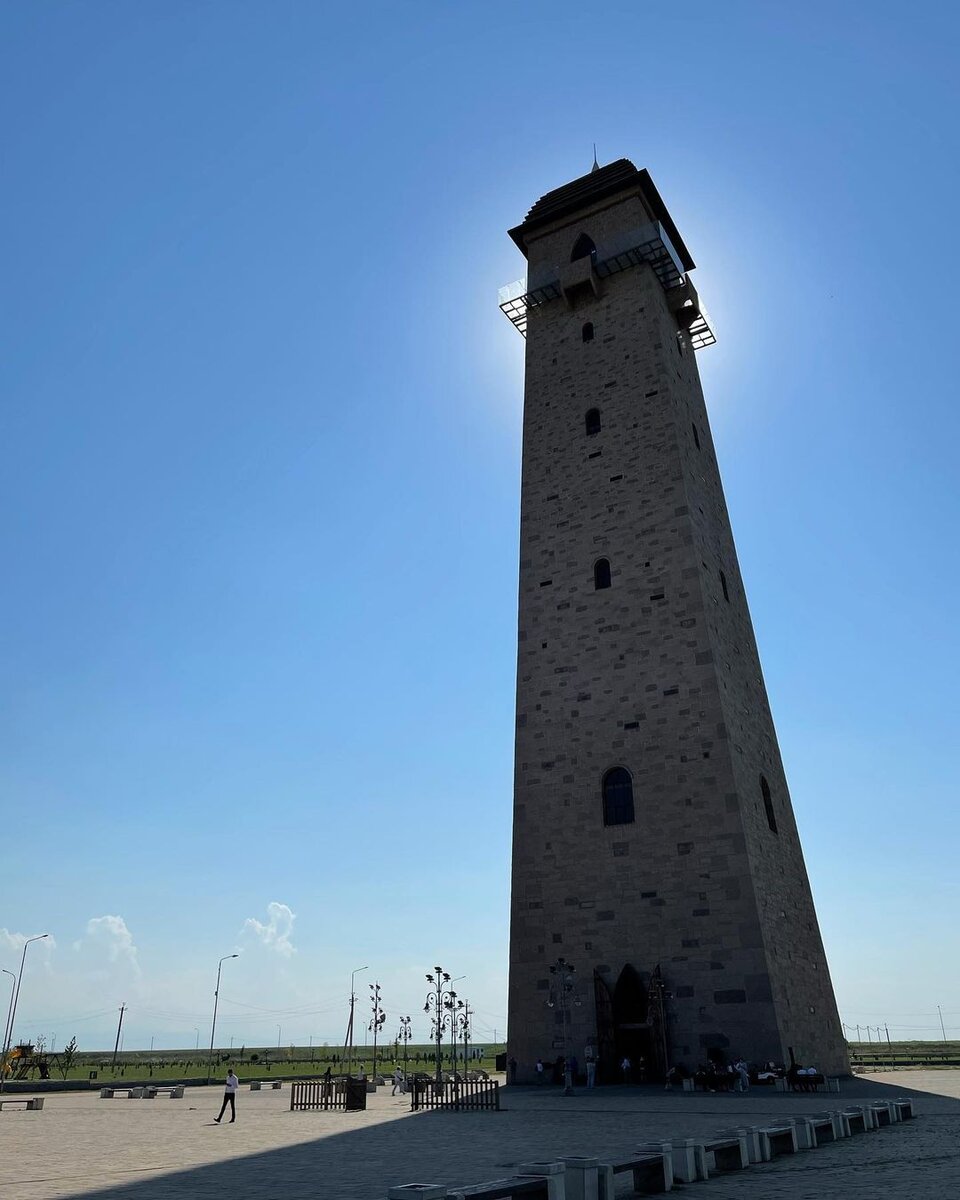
[585,1044,597,1089]
[535,1058,544,1085]
[391,1067,405,1096]
[620,1055,632,1084]
[214,1069,239,1123]
[734,1058,750,1093]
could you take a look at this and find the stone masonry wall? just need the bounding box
[506,182,847,1080]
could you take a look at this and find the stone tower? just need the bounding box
[501,160,847,1081]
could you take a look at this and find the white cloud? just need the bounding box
[0,928,57,955]
[85,915,139,973]
[242,901,296,957]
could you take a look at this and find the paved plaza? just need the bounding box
[2,1072,958,1200]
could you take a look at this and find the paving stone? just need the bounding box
[1,1071,957,1200]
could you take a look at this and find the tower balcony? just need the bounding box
[498,219,717,347]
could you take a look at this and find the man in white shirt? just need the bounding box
[215,1069,239,1123]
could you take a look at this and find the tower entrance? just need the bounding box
[594,965,667,1082]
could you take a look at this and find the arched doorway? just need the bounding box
[593,964,669,1082]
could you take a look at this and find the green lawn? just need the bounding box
[8,1043,501,1084]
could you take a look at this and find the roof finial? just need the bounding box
[591,143,599,173]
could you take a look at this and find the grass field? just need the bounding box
[847,1040,960,1069]
[6,1043,501,1084]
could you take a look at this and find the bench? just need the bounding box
[99,1087,144,1098]
[716,1127,768,1164]
[249,1080,282,1091]
[893,1098,915,1121]
[0,1097,44,1111]
[805,1114,841,1146]
[839,1106,876,1135]
[597,1149,672,1195]
[143,1085,185,1098]
[701,1134,749,1174]
[756,1124,799,1158]
[448,1176,556,1200]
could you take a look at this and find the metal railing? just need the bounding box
[289,1078,348,1111]
[410,1076,500,1112]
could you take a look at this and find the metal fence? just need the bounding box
[289,1079,349,1111]
[410,1078,500,1112]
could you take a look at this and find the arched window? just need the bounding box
[594,558,611,590]
[760,775,778,834]
[720,569,730,602]
[585,407,601,436]
[582,321,594,343]
[571,233,597,263]
[602,767,635,826]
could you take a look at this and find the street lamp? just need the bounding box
[0,934,49,1096]
[397,1015,412,1080]
[2,970,15,1076]
[343,965,368,1076]
[546,957,580,1096]
[424,966,459,1085]
[455,1000,472,1079]
[368,983,386,1078]
[206,953,239,1083]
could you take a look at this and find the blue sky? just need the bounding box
[2,1,958,1052]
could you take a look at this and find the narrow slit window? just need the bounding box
[720,570,730,602]
[692,423,701,450]
[582,322,594,343]
[594,558,611,590]
[585,408,601,436]
[761,775,778,834]
[602,767,634,826]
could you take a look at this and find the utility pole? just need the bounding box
[938,1006,947,1042]
[885,1025,891,1046]
[112,1005,126,1068]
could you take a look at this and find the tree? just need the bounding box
[58,1037,79,1080]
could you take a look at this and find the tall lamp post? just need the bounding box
[1,970,15,1080]
[424,966,458,1084]
[455,1000,472,1079]
[0,933,49,1096]
[547,957,580,1096]
[206,953,239,1083]
[343,965,368,1076]
[368,983,386,1078]
[398,1015,412,1080]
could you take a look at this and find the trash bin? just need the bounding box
[345,1077,367,1111]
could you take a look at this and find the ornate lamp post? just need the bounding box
[424,966,458,1084]
[398,1015,412,1080]
[455,1000,472,1079]
[368,983,386,1078]
[547,957,581,1096]
[646,965,672,1079]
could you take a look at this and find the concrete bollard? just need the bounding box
[669,1140,707,1183]
[519,1161,566,1200]
[681,1077,694,1092]
[787,1117,815,1150]
[731,1127,766,1163]
[561,1157,598,1200]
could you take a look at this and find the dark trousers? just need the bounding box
[216,1092,236,1121]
